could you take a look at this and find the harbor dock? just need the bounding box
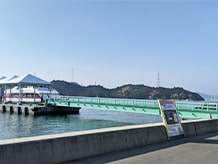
[0,74,80,115]
[0,103,80,115]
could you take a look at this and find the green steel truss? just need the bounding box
[46,96,218,119]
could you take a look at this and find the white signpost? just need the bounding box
[158,99,184,139]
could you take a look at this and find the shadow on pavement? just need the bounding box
[65,131,218,164]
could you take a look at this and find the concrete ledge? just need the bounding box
[194,119,213,135]
[181,120,196,137]
[181,118,218,136]
[1,119,218,164]
[0,123,167,164]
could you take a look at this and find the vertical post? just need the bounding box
[208,113,212,119]
[18,83,21,104]
[34,86,36,104]
[4,84,6,103]
[49,85,51,100]
[0,86,1,103]
[10,85,12,102]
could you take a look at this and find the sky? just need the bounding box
[0,0,218,95]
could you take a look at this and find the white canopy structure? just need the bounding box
[0,74,52,104]
[0,76,6,80]
[0,74,51,86]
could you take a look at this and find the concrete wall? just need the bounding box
[0,123,167,164]
[182,118,218,137]
[0,119,218,164]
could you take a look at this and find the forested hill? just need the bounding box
[51,80,204,101]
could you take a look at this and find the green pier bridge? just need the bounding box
[47,96,218,119]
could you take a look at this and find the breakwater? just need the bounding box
[0,118,218,164]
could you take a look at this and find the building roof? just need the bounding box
[0,74,51,86]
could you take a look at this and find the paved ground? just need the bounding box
[69,132,218,164]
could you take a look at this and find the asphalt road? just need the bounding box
[70,132,218,164]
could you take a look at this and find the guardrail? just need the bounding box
[46,96,218,119]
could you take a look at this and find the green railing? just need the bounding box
[47,96,218,119]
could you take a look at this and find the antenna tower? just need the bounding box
[71,67,74,83]
[157,72,160,88]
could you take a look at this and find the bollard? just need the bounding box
[18,106,22,115]
[10,106,14,113]
[2,105,6,112]
[24,107,29,115]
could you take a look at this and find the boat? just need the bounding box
[3,86,59,104]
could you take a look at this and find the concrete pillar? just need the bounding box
[18,106,22,115]
[10,106,14,113]
[2,105,6,112]
[24,107,29,115]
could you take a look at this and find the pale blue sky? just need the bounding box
[0,0,218,94]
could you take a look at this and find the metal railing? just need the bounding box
[46,96,218,119]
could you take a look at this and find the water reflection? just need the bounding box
[0,109,162,140]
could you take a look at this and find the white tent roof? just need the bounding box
[0,76,6,80]
[0,75,19,83]
[0,74,51,86]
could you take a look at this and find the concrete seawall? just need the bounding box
[0,118,218,164]
[182,118,218,136]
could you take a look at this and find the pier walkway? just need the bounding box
[71,131,218,164]
[2,95,218,118]
[47,96,218,119]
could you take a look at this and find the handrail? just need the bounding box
[46,96,218,118]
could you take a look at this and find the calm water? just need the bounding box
[0,108,162,140]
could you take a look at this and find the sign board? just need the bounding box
[158,99,184,139]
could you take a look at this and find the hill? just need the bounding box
[198,92,218,102]
[51,80,204,101]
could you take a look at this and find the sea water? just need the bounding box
[0,108,162,140]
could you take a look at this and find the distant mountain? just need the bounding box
[51,80,204,101]
[198,92,218,102]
